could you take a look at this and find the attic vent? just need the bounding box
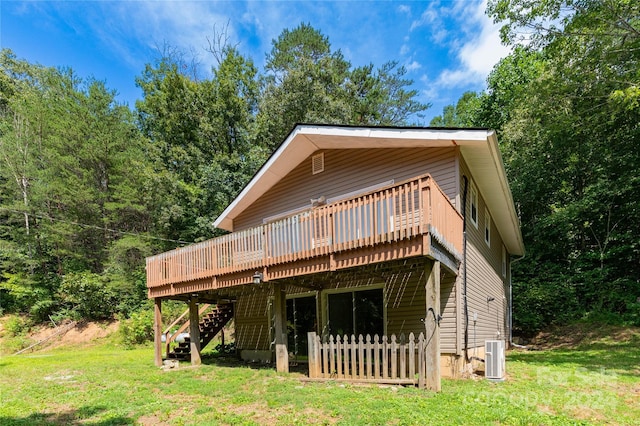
[312,153,324,175]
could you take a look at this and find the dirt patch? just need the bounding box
[137,414,172,426]
[529,323,640,350]
[8,320,119,353]
[225,401,338,425]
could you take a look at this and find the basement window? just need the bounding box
[312,153,324,175]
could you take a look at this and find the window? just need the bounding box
[470,182,478,227]
[286,296,317,356]
[328,288,384,337]
[502,246,507,278]
[485,207,491,246]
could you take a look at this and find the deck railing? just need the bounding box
[146,174,462,289]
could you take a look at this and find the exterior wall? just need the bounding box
[230,284,273,362]
[231,258,459,359]
[459,158,509,349]
[233,147,457,230]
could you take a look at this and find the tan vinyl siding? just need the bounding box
[385,265,425,341]
[233,285,272,351]
[234,147,457,230]
[232,258,459,354]
[459,158,508,347]
[385,266,457,354]
[439,273,458,353]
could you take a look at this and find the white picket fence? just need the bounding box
[307,332,427,387]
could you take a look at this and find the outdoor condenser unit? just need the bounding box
[485,340,506,381]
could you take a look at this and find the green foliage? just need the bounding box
[1,329,639,424]
[429,91,482,127]
[4,314,31,336]
[118,308,154,348]
[1,49,154,322]
[256,23,429,148]
[479,0,640,332]
[118,301,190,347]
[57,272,117,321]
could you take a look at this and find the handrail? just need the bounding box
[146,174,462,289]
[164,303,211,357]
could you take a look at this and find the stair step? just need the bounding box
[167,303,234,360]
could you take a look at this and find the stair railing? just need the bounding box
[164,303,211,358]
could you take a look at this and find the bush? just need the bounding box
[119,308,154,348]
[4,315,31,336]
[57,272,116,320]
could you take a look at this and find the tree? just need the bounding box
[429,91,482,127]
[136,45,260,244]
[256,24,429,148]
[1,49,152,320]
[482,0,640,330]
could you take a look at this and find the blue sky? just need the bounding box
[1,0,510,123]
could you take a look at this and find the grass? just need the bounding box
[0,329,639,425]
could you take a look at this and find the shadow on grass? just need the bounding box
[0,405,133,425]
[508,338,640,378]
[200,353,310,375]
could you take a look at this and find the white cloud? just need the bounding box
[410,6,438,31]
[80,2,234,74]
[434,0,510,88]
[405,60,422,71]
[400,44,410,56]
[397,5,411,15]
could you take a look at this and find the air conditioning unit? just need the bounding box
[485,340,505,381]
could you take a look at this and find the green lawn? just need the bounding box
[1,333,638,425]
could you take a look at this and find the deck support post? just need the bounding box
[273,283,289,373]
[154,298,163,367]
[189,295,201,366]
[425,260,441,391]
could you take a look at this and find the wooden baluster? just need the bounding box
[323,338,329,379]
[391,334,398,379]
[358,334,365,379]
[343,334,350,379]
[374,334,380,379]
[418,332,425,389]
[409,332,416,382]
[336,335,342,378]
[399,333,406,380]
[382,335,389,379]
[366,334,373,379]
[351,334,357,379]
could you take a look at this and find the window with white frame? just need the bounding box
[484,207,491,246]
[470,182,478,227]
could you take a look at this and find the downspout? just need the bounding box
[509,253,526,349]
[461,176,469,363]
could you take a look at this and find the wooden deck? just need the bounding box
[146,174,463,299]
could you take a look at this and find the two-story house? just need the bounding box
[146,124,524,390]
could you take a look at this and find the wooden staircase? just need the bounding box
[167,303,234,360]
